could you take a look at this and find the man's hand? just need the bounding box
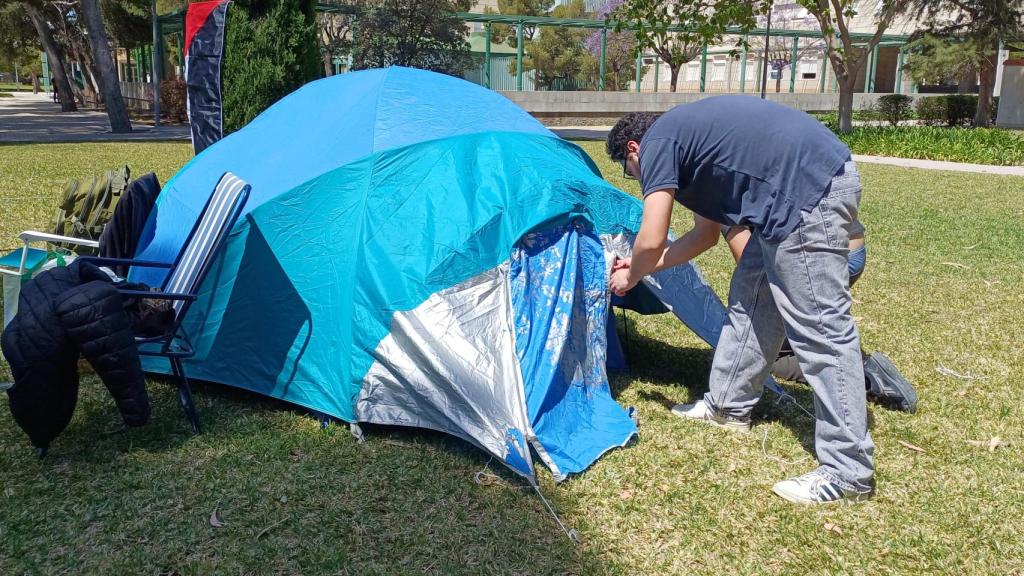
[609,266,637,297]
[609,257,636,297]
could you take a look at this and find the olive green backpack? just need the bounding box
[52,165,130,255]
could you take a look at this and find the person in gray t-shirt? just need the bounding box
[606,99,875,504]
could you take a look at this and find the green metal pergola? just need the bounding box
[154,5,913,94]
[455,12,912,94]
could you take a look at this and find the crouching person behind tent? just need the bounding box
[606,98,874,505]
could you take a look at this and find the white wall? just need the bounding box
[996,63,1024,129]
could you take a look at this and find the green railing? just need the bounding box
[153,6,916,94]
[456,12,912,94]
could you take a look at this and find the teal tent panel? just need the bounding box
[158,132,642,421]
[132,67,554,288]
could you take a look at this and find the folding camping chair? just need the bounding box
[80,172,251,433]
[1,232,100,328]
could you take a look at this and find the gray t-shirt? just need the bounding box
[640,96,851,242]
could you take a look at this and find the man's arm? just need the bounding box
[652,212,721,274]
[724,226,752,263]
[609,190,721,296]
[626,189,675,281]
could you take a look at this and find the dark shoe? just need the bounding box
[864,352,917,413]
[772,352,807,383]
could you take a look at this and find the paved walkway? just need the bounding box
[551,125,1024,176]
[551,126,611,141]
[0,92,190,143]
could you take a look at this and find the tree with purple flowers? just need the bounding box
[584,0,642,90]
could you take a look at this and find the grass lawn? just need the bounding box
[1,141,1023,574]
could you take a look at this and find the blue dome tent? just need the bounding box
[130,67,734,480]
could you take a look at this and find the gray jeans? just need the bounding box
[704,161,875,493]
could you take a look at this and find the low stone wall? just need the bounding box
[499,91,918,125]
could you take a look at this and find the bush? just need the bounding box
[916,96,945,126]
[222,0,321,134]
[160,79,187,123]
[876,94,913,127]
[816,111,840,132]
[916,95,981,127]
[945,95,976,127]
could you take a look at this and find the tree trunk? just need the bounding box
[67,44,94,105]
[323,52,335,77]
[838,78,855,134]
[67,41,100,105]
[973,46,997,128]
[69,74,86,106]
[775,69,782,93]
[22,2,77,112]
[32,73,40,93]
[78,0,132,132]
[669,64,680,92]
[83,57,103,104]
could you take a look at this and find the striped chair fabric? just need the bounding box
[163,172,249,315]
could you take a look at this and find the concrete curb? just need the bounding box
[849,155,1024,177]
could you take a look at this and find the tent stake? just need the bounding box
[532,483,579,543]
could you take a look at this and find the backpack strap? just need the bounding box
[53,178,82,237]
[88,165,130,237]
[78,171,109,235]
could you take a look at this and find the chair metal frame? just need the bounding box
[80,173,251,433]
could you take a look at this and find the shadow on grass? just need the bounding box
[612,314,825,457]
[0,310,883,573]
[0,373,618,574]
[610,313,715,393]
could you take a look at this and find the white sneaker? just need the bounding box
[670,400,751,433]
[772,470,872,505]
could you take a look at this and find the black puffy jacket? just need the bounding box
[1,260,149,451]
[99,172,161,277]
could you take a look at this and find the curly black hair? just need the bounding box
[605,112,661,163]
